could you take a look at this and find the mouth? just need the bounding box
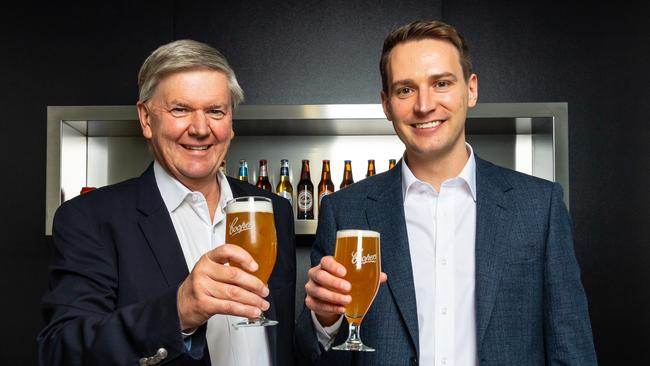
[181,144,211,151]
[412,120,445,129]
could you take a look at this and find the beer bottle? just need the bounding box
[317,160,335,212]
[238,159,249,183]
[340,160,354,189]
[219,160,227,176]
[256,159,273,191]
[366,159,376,178]
[276,159,293,206]
[389,159,396,170]
[297,160,314,220]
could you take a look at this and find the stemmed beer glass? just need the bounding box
[225,196,278,327]
[332,229,381,351]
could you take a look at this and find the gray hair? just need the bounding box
[137,39,244,108]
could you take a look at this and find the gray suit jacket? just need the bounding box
[295,157,596,366]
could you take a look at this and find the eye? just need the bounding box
[208,109,226,119]
[435,80,452,89]
[169,107,190,118]
[396,87,414,98]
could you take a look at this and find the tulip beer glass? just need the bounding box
[332,229,381,351]
[226,196,278,327]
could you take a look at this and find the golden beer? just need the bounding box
[225,196,278,327]
[334,230,381,326]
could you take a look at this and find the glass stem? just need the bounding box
[346,322,362,345]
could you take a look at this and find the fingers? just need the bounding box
[205,260,269,297]
[320,256,347,278]
[206,244,258,272]
[380,272,388,284]
[304,256,351,316]
[177,245,271,329]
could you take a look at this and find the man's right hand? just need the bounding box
[304,256,352,327]
[176,244,270,331]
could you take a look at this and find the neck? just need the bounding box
[405,143,469,191]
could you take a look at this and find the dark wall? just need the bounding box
[444,2,650,364]
[1,1,647,364]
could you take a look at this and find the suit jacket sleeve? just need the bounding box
[543,183,598,364]
[37,198,205,366]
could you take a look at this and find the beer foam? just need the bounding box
[226,198,273,213]
[336,229,380,238]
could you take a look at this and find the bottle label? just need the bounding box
[298,190,313,211]
[318,190,332,207]
[279,191,293,205]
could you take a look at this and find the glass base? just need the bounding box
[332,341,375,352]
[232,317,278,328]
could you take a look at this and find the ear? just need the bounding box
[137,102,153,140]
[467,73,478,107]
[380,90,393,122]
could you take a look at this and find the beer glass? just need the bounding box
[225,196,278,327]
[332,229,381,351]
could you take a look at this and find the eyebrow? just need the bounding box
[166,100,228,110]
[390,72,458,89]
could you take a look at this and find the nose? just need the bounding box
[188,111,210,137]
[414,88,436,115]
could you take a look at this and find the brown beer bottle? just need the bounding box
[219,160,227,177]
[317,160,335,211]
[256,159,273,191]
[340,160,354,189]
[297,160,314,220]
[366,159,376,178]
[389,159,396,170]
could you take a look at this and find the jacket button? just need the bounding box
[410,357,418,365]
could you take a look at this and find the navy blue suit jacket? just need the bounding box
[38,164,296,366]
[295,157,596,365]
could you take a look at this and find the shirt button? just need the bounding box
[441,307,447,315]
[441,357,447,365]
[441,258,447,266]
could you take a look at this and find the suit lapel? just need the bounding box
[136,164,189,287]
[366,162,420,355]
[474,158,513,350]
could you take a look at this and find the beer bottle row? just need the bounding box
[221,158,397,220]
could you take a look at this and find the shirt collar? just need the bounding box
[153,161,234,214]
[401,143,477,202]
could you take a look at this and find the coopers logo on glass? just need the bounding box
[229,217,253,236]
[351,251,377,265]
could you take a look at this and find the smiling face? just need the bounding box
[381,38,477,169]
[137,68,234,191]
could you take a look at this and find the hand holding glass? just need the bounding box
[225,196,278,327]
[332,229,381,352]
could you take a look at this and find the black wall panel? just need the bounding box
[444,1,650,364]
[0,1,647,364]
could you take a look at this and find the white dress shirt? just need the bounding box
[402,144,478,366]
[154,161,271,366]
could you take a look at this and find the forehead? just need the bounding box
[387,39,462,80]
[153,68,230,104]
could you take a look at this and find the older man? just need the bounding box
[38,40,295,366]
